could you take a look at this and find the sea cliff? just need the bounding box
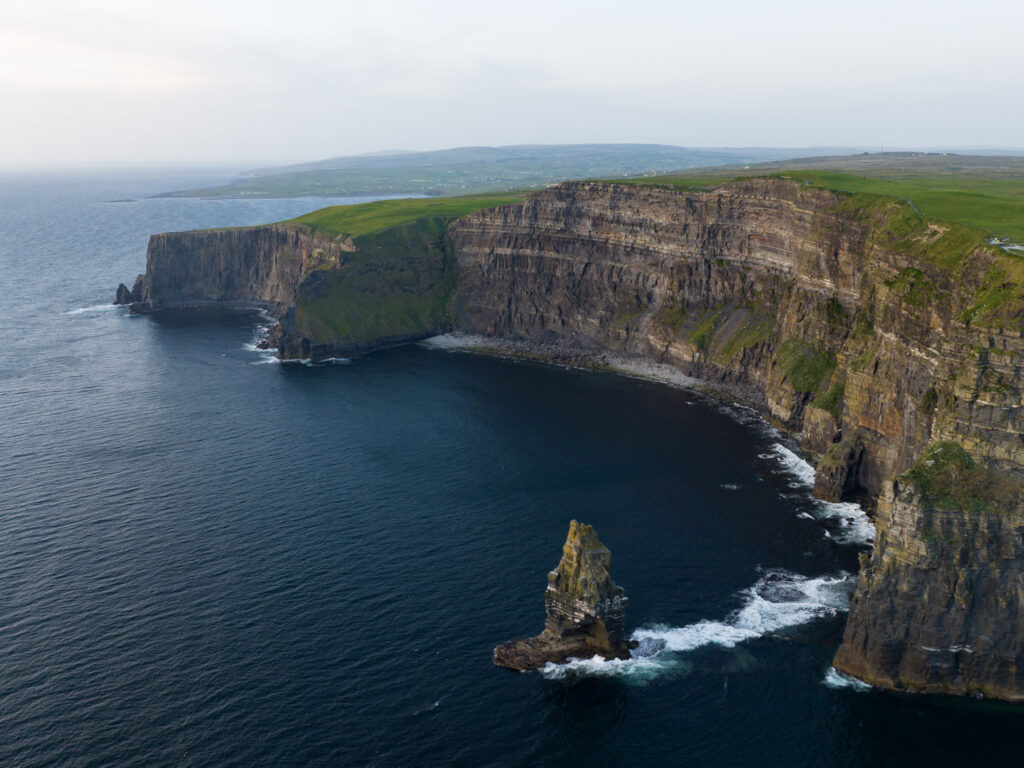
[122,178,1024,698]
[127,224,351,313]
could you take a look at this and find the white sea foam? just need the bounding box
[540,652,672,681]
[632,620,760,653]
[243,338,281,365]
[720,483,741,491]
[759,443,816,488]
[757,442,876,545]
[714,401,768,429]
[265,356,354,367]
[823,666,872,691]
[65,304,125,316]
[540,570,854,681]
[249,350,281,365]
[815,500,875,546]
[242,309,279,363]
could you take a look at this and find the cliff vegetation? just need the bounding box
[619,160,1024,241]
[288,193,523,237]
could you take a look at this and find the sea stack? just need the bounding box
[494,520,634,671]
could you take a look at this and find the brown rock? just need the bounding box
[834,445,1024,699]
[494,520,634,671]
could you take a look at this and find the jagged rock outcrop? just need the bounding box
[494,521,633,670]
[114,283,133,305]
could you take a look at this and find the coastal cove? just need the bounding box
[3,172,1024,765]
[123,173,1024,701]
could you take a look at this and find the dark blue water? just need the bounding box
[1,171,1022,767]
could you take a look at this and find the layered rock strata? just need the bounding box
[833,443,1024,698]
[126,224,352,315]
[494,521,633,670]
[123,218,455,359]
[450,181,1021,493]
[121,178,1024,697]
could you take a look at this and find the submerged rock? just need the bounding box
[494,520,634,671]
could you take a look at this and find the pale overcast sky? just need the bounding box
[1,0,1022,167]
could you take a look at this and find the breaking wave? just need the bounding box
[816,500,875,546]
[760,443,816,487]
[242,312,351,367]
[65,303,125,316]
[760,442,875,546]
[541,570,855,681]
[249,354,353,367]
[823,666,872,691]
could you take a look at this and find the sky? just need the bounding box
[2,0,1022,167]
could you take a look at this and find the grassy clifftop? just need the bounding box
[289,193,524,238]
[282,195,521,352]
[280,172,1024,355]
[615,165,1024,241]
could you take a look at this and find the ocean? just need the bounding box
[1,170,1020,766]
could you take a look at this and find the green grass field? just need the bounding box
[289,193,523,237]
[614,163,1024,241]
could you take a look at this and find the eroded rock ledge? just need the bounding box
[494,521,634,671]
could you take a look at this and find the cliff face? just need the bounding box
[450,181,1024,497]
[276,217,457,359]
[130,224,352,313]
[130,218,455,359]
[833,443,1024,698]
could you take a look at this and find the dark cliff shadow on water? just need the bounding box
[143,306,263,332]
[828,686,1024,766]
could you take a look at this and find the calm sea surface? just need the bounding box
[1,170,1021,767]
